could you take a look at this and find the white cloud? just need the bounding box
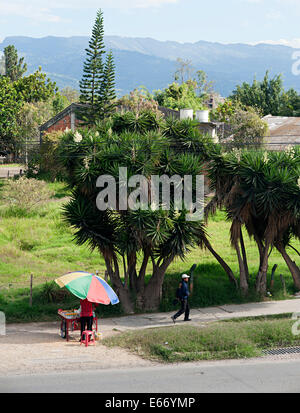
[250,39,300,49]
[131,0,178,7]
[0,2,65,23]
[0,0,179,25]
[60,0,179,9]
[265,10,282,20]
[0,0,179,12]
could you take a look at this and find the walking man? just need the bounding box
[171,274,191,323]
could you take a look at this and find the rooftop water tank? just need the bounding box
[196,110,209,123]
[180,109,194,120]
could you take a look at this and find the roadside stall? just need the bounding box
[58,309,98,342]
[55,271,119,343]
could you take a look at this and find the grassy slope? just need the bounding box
[0,181,299,322]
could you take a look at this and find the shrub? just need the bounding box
[27,130,67,181]
[112,110,163,134]
[1,177,54,212]
[117,87,161,116]
[211,100,268,149]
[39,281,70,304]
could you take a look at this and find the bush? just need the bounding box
[211,100,268,149]
[27,130,67,181]
[112,110,163,134]
[39,281,71,304]
[1,177,54,212]
[117,87,161,116]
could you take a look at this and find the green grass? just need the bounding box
[0,180,299,322]
[103,316,300,362]
[0,164,24,168]
[0,182,104,286]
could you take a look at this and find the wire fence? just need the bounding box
[0,271,109,307]
[0,275,48,292]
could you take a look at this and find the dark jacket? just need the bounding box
[180,280,189,300]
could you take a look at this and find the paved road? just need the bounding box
[1,358,300,393]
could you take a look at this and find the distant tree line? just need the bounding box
[231,70,300,117]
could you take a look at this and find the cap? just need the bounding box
[182,274,190,279]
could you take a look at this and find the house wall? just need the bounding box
[45,114,72,133]
[43,113,81,134]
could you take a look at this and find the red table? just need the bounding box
[58,310,98,342]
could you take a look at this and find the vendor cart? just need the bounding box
[58,309,98,342]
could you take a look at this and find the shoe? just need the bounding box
[184,319,192,322]
[171,316,176,324]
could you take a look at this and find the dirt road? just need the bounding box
[0,321,154,376]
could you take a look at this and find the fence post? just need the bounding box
[29,274,33,307]
[270,264,278,291]
[280,274,287,296]
[189,264,197,294]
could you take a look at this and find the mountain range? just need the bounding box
[0,35,299,97]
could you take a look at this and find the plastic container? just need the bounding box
[196,110,209,123]
[180,109,194,120]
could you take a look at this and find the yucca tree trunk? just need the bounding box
[104,254,135,314]
[234,241,249,296]
[135,250,151,310]
[276,242,300,291]
[105,251,173,313]
[256,240,271,295]
[138,256,173,312]
[115,285,135,314]
[141,270,165,311]
[254,234,265,279]
[127,252,138,292]
[203,238,238,288]
[240,230,249,282]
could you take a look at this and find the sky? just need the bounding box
[0,0,300,47]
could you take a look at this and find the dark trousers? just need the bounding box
[174,299,190,320]
[80,316,93,337]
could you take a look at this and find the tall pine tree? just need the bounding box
[78,9,106,125]
[4,45,27,82]
[96,51,117,120]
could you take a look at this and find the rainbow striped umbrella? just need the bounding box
[55,271,119,305]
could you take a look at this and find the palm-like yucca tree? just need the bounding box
[207,147,300,295]
[241,150,300,293]
[164,119,238,287]
[58,116,211,312]
[205,149,250,294]
[112,110,163,135]
[269,148,300,289]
